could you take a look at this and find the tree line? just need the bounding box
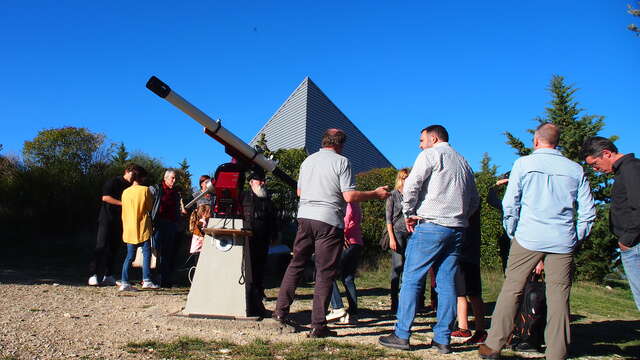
[0,75,619,282]
[0,129,193,235]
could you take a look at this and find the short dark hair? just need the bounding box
[130,165,147,183]
[199,175,211,186]
[124,163,138,173]
[581,136,618,159]
[321,129,347,148]
[421,125,449,142]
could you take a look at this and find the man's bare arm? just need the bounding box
[102,195,122,206]
[343,186,390,202]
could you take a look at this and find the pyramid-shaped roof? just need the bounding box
[250,77,394,175]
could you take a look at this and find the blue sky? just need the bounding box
[2,1,638,186]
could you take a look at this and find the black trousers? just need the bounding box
[244,229,270,317]
[88,220,123,278]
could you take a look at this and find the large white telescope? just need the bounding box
[145,76,297,190]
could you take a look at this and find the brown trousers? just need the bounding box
[275,218,344,329]
[486,239,574,360]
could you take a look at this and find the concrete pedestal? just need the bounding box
[183,218,250,318]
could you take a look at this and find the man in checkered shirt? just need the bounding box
[379,125,479,353]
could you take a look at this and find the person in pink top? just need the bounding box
[326,202,363,324]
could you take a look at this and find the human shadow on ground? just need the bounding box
[265,286,391,302]
[278,306,437,339]
[570,319,640,359]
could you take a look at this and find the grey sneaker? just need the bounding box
[378,333,410,350]
[142,281,159,289]
[118,284,138,292]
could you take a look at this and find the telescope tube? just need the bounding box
[146,76,297,189]
[184,180,215,210]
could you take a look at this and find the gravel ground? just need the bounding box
[0,269,541,360]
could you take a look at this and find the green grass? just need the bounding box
[131,255,639,360]
[125,336,419,360]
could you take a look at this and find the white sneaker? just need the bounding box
[102,275,116,286]
[326,308,347,322]
[88,275,99,286]
[118,284,138,292]
[142,281,159,289]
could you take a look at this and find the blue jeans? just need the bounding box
[121,240,152,284]
[394,222,464,344]
[620,242,640,311]
[330,244,363,314]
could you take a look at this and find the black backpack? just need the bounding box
[510,271,547,352]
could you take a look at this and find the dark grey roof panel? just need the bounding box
[250,77,394,176]
[250,79,308,150]
[304,79,393,175]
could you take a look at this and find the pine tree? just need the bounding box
[504,75,618,281]
[111,142,129,167]
[474,153,504,270]
[176,158,194,203]
[255,133,273,159]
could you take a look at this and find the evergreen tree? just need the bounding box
[474,153,503,270]
[176,158,194,203]
[504,75,617,281]
[255,133,274,159]
[111,142,129,167]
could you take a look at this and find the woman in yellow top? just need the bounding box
[120,165,159,291]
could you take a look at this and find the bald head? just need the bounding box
[534,123,560,148]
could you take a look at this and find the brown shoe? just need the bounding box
[478,344,501,359]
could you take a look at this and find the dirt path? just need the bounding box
[0,267,550,360]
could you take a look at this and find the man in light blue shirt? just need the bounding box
[479,123,596,360]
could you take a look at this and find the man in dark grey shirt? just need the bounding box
[583,136,640,311]
[273,128,390,338]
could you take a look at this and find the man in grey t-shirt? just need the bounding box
[273,128,390,338]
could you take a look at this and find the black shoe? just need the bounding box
[271,314,298,333]
[378,333,410,351]
[307,327,337,338]
[430,340,451,354]
[513,341,541,353]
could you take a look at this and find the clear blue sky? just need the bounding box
[2,1,638,186]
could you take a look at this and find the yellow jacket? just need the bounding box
[121,184,153,245]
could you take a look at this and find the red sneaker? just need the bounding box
[451,328,472,337]
[465,330,488,345]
